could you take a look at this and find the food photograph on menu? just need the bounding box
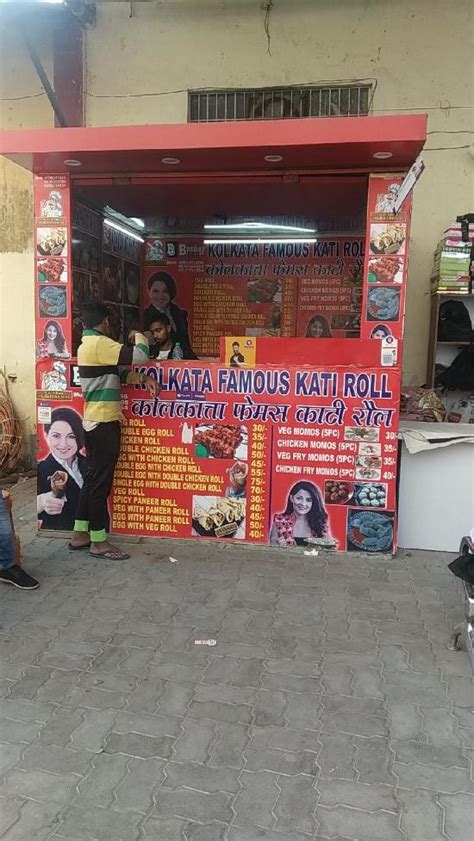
[192,496,246,539]
[37,257,67,283]
[37,228,68,257]
[38,285,67,319]
[194,424,248,461]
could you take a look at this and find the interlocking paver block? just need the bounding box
[355,736,396,784]
[228,828,311,841]
[203,656,264,687]
[421,706,463,747]
[64,686,128,710]
[69,708,117,752]
[317,778,398,811]
[189,699,252,724]
[0,698,54,722]
[260,672,321,694]
[397,788,446,841]
[0,768,79,805]
[141,816,187,840]
[351,666,385,699]
[284,691,320,730]
[74,752,129,808]
[447,676,474,707]
[37,706,85,747]
[104,731,175,759]
[114,710,182,738]
[316,804,404,840]
[231,769,279,828]
[194,683,256,706]
[439,792,474,841]
[5,666,52,700]
[386,701,424,741]
[184,823,227,840]
[114,757,165,813]
[152,786,233,823]
[384,670,449,707]
[390,738,468,768]
[249,725,319,754]
[0,795,23,836]
[59,804,141,840]
[163,760,240,793]
[18,743,92,776]
[392,761,473,793]
[155,680,195,717]
[322,710,388,738]
[209,720,250,768]
[321,663,354,695]
[173,717,214,764]
[452,706,474,749]
[0,799,62,841]
[274,774,317,835]
[251,688,287,727]
[244,746,319,776]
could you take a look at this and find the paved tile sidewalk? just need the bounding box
[0,479,472,840]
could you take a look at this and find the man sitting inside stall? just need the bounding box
[149,313,196,360]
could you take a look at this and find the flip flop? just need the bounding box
[68,542,91,551]
[89,549,130,561]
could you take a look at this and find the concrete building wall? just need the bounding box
[1,0,473,453]
[0,19,54,460]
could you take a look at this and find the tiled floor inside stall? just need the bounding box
[0,479,472,840]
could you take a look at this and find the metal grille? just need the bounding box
[188,84,372,123]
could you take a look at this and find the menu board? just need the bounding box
[111,365,272,542]
[107,357,400,553]
[294,237,364,338]
[142,237,364,355]
[269,366,400,553]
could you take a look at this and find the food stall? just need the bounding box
[0,115,427,552]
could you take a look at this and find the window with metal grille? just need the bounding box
[188,84,373,123]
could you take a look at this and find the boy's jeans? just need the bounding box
[0,493,15,571]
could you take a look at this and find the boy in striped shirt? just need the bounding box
[70,302,158,560]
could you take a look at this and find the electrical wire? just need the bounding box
[0,92,46,101]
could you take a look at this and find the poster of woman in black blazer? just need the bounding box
[143,271,197,359]
[37,407,87,531]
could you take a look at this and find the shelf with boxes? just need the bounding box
[426,216,474,420]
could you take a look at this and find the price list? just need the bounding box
[247,424,271,541]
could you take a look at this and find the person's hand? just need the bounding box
[143,375,160,397]
[128,329,138,343]
[38,492,65,515]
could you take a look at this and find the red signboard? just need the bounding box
[105,355,400,553]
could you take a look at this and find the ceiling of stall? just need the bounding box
[74,175,369,225]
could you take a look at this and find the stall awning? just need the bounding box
[0,115,427,176]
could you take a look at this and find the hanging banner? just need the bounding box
[361,175,413,348]
[35,174,72,363]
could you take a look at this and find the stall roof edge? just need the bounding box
[0,115,427,175]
